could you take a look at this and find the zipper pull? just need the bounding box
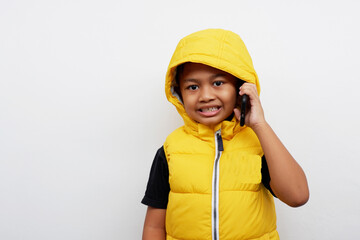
[216,131,224,152]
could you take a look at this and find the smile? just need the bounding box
[200,107,219,112]
[198,107,221,117]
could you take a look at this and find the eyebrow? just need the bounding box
[182,78,199,84]
[211,73,227,79]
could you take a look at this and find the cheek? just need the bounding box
[182,92,196,104]
[182,95,195,112]
[233,93,238,106]
[225,91,238,107]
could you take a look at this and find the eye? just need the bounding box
[187,85,199,91]
[213,81,224,87]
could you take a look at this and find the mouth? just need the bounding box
[199,107,220,112]
[198,106,221,117]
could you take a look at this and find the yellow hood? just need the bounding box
[165,29,260,131]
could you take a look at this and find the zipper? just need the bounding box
[212,130,223,240]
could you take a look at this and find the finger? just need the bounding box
[239,83,257,95]
[240,85,263,114]
[240,84,259,102]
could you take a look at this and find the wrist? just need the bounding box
[250,121,269,135]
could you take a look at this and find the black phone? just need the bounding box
[240,94,248,126]
[237,79,248,126]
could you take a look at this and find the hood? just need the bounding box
[165,29,260,136]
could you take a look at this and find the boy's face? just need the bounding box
[179,63,238,128]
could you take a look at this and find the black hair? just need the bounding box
[236,78,246,89]
[174,63,185,101]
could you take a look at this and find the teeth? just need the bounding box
[201,107,219,112]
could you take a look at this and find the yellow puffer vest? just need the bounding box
[164,29,279,240]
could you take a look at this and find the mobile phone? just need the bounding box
[240,94,249,126]
[236,79,248,126]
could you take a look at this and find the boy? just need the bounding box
[141,29,309,240]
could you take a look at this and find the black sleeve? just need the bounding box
[261,155,276,197]
[141,146,170,209]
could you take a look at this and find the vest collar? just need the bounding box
[183,114,245,141]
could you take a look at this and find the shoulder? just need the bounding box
[233,127,260,143]
[165,126,186,141]
[228,127,263,155]
[163,126,185,159]
[164,126,188,150]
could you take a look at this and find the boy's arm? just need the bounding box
[234,83,309,207]
[142,207,166,240]
[252,122,309,207]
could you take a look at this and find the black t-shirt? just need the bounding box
[142,146,275,209]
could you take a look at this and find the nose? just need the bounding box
[199,85,215,102]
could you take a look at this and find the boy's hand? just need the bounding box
[234,83,266,129]
[235,83,309,207]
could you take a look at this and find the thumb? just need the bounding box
[233,108,241,121]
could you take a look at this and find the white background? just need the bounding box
[1,0,360,239]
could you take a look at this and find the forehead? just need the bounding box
[178,62,237,87]
[181,62,230,77]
